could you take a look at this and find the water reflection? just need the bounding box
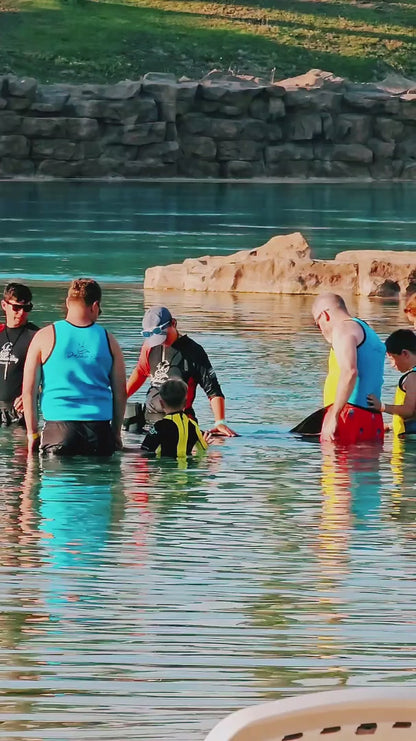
[0,289,415,739]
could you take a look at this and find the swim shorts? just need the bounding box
[41,420,116,457]
[321,403,384,445]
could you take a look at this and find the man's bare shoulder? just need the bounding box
[29,324,55,348]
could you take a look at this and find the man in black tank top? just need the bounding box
[0,283,38,426]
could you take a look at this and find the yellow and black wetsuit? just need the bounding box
[141,411,207,458]
[392,367,416,437]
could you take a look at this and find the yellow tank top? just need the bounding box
[323,348,339,407]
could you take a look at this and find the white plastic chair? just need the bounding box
[204,688,416,741]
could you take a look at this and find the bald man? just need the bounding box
[312,293,385,444]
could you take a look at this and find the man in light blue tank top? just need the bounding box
[23,278,127,456]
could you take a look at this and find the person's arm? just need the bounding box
[22,331,46,453]
[141,420,163,453]
[126,344,150,397]
[321,328,358,442]
[195,344,237,437]
[108,332,127,451]
[368,373,416,418]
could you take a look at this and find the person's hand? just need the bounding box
[320,408,338,443]
[27,432,40,455]
[13,395,24,415]
[203,430,215,445]
[210,423,238,437]
[367,394,381,411]
[114,433,123,451]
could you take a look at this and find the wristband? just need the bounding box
[380,403,385,413]
[215,419,226,426]
[28,432,40,440]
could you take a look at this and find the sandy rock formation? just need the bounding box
[144,233,416,296]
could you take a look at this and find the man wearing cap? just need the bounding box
[0,282,38,426]
[126,306,236,436]
[23,278,127,456]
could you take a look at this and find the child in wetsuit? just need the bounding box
[367,329,416,437]
[141,378,211,458]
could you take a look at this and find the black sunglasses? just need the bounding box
[6,300,33,312]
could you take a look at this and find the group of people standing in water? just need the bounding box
[0,277,415,459]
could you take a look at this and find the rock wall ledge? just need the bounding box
[144,232,416,296]
[0,69,416,179]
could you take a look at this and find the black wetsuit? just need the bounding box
[141,411,207,458]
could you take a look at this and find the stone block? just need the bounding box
[123,160,177,177]
[311,160,371,178]
[65,117,100,140]
[240,119,267,141]
[266,143,314,162]
[336,249,416,296]
[0,135,30,158]
[6,97,32,111]
[0,99,6,110]
[249,96,269,120]
[395,140,416,159]
[178,158,220,177]
[285,113,322,140]
[374,117,404,141]
[343,91,392,112]
[176,82,199,115]
[222,160,265,178]
[72,141,103,159]
[402,162,416,179]
[267,123,283,142]
[21,117,67,138]
[368,138,395,159]
[332,143,373,163]
[30,89,69,113]
[269,97,285,119]
[137,140,179,162]
[122,121,166,146]
[0,112,21,134]
[31,139,77,160]
[334,114,372,143]
[180,135,216,159]
[141,79,176,121]
[217,140,263,161]
[37,160,81,177]
[266,160,309,178]
[68,97,158,123]
[218,105,241,117]
[77,158,123,177]
[399,94,416,120]
[6,76,37,98]
[102,144,138,161]
[0,158,35,176]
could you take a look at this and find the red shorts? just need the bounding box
[321,403,384,445]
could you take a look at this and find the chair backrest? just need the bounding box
[204,688,416,741]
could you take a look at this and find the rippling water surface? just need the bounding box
[0,182,415,740]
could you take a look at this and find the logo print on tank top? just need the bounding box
[150,346,171,387]
[0,342,19,379]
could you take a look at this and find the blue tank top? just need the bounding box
[41,320,114,421]
[349,318,385,407]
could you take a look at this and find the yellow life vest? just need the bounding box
[392,368,416,437]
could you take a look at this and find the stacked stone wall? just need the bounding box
[0,71,415,179]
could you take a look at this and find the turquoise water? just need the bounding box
[0,183,415,740]
[1,181,416,282]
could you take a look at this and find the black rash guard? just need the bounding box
[132,334,224,422]
[0,322,38,405]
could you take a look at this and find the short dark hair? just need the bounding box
[3,282,32,303]
[386,329,416,355]
[159,378,188,410]
[67,278,101,306]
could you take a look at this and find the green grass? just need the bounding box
[0,0,415,84]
